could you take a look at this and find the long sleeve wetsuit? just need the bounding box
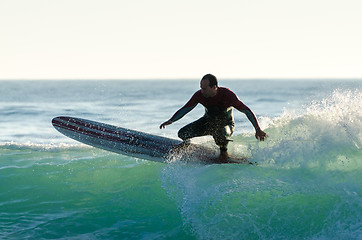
[170,87,260,129]
[169,87,260,150]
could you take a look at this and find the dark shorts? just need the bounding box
[178,116,235,150]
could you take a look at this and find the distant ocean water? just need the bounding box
[0,79,361,239]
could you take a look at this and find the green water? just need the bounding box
[1,136,360,239]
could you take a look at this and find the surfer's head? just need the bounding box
[202,74,218,88]
[200,74,218,98]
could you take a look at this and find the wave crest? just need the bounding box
[231,89,362,170]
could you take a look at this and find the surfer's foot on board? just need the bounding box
[218,150,229,163]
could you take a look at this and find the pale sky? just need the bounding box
[1,0,361,80]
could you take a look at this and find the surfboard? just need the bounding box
[52,116,252,164]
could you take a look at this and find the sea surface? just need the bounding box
[0,79,361,239]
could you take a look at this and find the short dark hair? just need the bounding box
[201,74,218,87]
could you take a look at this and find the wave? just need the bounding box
[0,142,144,172]
[227,89,361,170]
[160,89,362,239]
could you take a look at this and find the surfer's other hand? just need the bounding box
[160,120,172,129]
[255,129,268,141]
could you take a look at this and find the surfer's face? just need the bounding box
[200,79,217,98]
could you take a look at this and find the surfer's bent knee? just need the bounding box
[178,127,188,141]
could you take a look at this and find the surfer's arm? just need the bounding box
[238,106,267,141]
[238,105,268,141]
[229,92,267,141]
[160,93,199,129]
[238,106,259,129]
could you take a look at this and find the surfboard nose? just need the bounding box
[52,116,71,126]
[52,116,60,125]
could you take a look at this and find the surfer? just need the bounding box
[160,74,267,162]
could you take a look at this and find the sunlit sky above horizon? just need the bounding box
[1,0,362,80]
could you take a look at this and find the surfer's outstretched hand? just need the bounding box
[160,120,173,129]
[255,129,268,141]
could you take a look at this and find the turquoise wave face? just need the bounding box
[0,146,190,239]
[1,141,360,239]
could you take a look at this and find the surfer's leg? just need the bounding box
[213,124,234,148]
[213,124,234,160]
[178,117,208,142]
[172,118,208,154]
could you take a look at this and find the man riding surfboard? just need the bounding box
[160,74,267,162]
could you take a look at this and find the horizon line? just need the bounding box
[1,77,362,81]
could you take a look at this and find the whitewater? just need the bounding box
[0,80,361,239]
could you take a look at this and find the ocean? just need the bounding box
[0,79,361,239]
